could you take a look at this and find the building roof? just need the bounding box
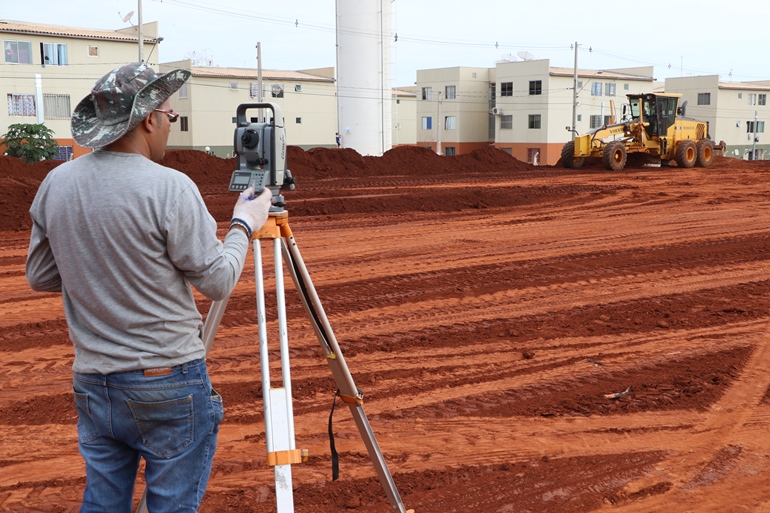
[393,86,417,97]
[550,67,654,81]
[190,66,335,82]
[718,81,770,92]
[0,19,157,43]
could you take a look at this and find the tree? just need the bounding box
[1,123,59,163]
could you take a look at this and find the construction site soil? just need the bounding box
[2,145,770,512]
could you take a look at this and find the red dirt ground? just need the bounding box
[2,146,770,512]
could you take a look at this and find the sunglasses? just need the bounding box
[154,109,179,123]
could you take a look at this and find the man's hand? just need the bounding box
[231,187,271,237]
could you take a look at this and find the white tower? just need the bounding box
[335,0,393,156]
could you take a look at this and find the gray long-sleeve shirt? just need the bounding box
[26,151,248,374]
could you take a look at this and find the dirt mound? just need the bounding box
[0,146,532,231]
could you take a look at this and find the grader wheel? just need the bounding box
[696,139,714,168]
[561,141,585,169]
[676,140,697,168]
[602,141,627,171]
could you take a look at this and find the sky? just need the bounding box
[6,0,770,87]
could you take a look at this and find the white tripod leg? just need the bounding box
[256,237,298,512]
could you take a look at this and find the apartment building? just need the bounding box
[492,60,654,165]
[1,19,160,159]
[416,59,770,164]
[664,75,770,160]
[416,60,654,165]
[391,86,417,148]
[159,61,338,155]
[416,67,493,156]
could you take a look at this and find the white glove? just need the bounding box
[231,187,271,236]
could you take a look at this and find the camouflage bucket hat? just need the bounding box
[71,62,191,148]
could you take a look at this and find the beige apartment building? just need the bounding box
[159,61,338,156]
[1,19,416,161]
[416,60,654,165]
[1,19,161,159]
[416,67,494,156]
[391,86,417,148]
[664,75,770,160]
[416,59,770,165]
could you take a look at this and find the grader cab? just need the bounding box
[562,92,720,171]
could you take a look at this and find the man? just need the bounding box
[26,62,271,512]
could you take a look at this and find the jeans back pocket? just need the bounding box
[127,395,194,458]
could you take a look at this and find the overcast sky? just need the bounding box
[7,0,770,86]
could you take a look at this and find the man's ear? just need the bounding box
[141,112,159,133]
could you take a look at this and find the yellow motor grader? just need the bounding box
[561,92,721,171]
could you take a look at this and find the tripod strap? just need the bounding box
[329,391,340,481]
[328,388,365,481]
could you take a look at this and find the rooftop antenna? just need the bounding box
[517,51,536,61]
[119,10,135,25]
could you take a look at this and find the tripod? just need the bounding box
[136,210,409,513]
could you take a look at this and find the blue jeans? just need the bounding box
[72,358,224,513]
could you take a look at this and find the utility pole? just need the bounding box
[571,41,578,140]
[752,110,758,160]
[436,90,443,155]
[137,0,143,62]
[256,42,264,122]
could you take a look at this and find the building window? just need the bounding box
[577,81,583,90]
[577,114,582,122]
[7,94,36,116]
[528,114,541,129]
[179,116,189,132]
[590,114,602,128]
[529,80,542,95]
[445,85,456,100]
[4,40,33,64]
[472,72,477,79]
[748,93,757,105]
[444,116,456,130]
[422,87,432,100]
[624,83,629,90]
[605,83,616,96]
[295,84,302,92]
[249,83,260,99]
[56,146,73,161]
[41,42,67,65]
[43,94,71,119]
[444,146,456,156]
[489,83,497,110]
[747,121,765,133]
[591,82,602,96]
[697,92,711,105]
[500,82,513,97]
[760,94,767,106]
[421,116,432,130]
[500,115,513,129]
[178,82,189,99]
[230,81,238,90]
[271,84,284,98]
[87,45,99,57]
[396,99,400,104]
[295,117,302,124]
[738,93,743,99]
